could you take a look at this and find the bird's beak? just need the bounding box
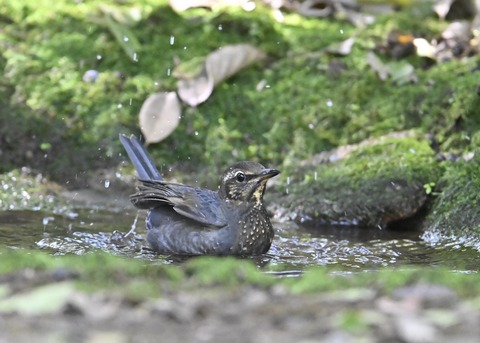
[257,169,280,181]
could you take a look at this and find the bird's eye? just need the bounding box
[235,171,246,182]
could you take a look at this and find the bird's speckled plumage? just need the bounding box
[120,134,279,255]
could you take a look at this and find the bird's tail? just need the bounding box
[119,134,163,181]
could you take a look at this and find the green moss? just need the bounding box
[0,248,184,295]
[286,265,480,297]
[185,256,274,288]
[319,136,440,186]
[425,152,480,239]
[2,249,480,299]
[277,135,443,226]
[2,0,480,190]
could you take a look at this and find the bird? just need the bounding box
[119,134,280,256]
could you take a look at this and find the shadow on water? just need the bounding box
[0,209,479,274]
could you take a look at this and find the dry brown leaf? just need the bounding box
[139,92,182,144]
[177,67,214,107]
[366,52,389,80]
[324,37,356,56]
[176,44,266,106]
[434,0,455,19]
[366,52,416,84]
[205,44,266,85]
[413,38,437,59]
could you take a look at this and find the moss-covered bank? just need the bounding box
[1,1,480,183]
[424,152,480,248]
[269,132,443,227]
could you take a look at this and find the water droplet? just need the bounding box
[154,81,159,86]
[104,180,110,188]
[170,35,175,45]
[340,29,344,34]
[117,103,123,109]
[123,36,129,42]
[326,99,333,107]
[42,217,54,226]
[218,24,223,31]
[96,54,102,60]
[194,131,199,136]
[308,123,314,129]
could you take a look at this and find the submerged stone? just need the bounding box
[269,132,442,228]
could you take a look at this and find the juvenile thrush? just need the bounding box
[120,134,280,255]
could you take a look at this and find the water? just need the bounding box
[0,209,478,274]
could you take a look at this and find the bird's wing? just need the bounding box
[131,180,228,228]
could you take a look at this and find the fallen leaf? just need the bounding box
[434,0,477,20]
[434,0,455,19]
[205,44,266,86]
[413,38,437,59]
[176,44,266,106]
[177,67,214,107]
[139,92,182,144]
[366,52,389,80]
[366,52,417,84]
[324,37,356,56]
[103,15,141,60]
[389,61,417,85]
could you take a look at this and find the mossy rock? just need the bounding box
[423,153,480,248]
[270,132,443,228]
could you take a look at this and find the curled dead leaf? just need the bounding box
[366,52,417,84]
[139,92,182,144]
[176,44,266,106]
[177,67,214,107]
[366,52,389,81]
[413,38,437,59]
[324,37,356,56]
[205,44,266,86]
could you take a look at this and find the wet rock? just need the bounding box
[268,132,442,228]
[422,152,480,250]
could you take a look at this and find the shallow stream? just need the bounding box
[1,207,478,275]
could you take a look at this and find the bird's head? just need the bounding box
[218,161,280,204]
